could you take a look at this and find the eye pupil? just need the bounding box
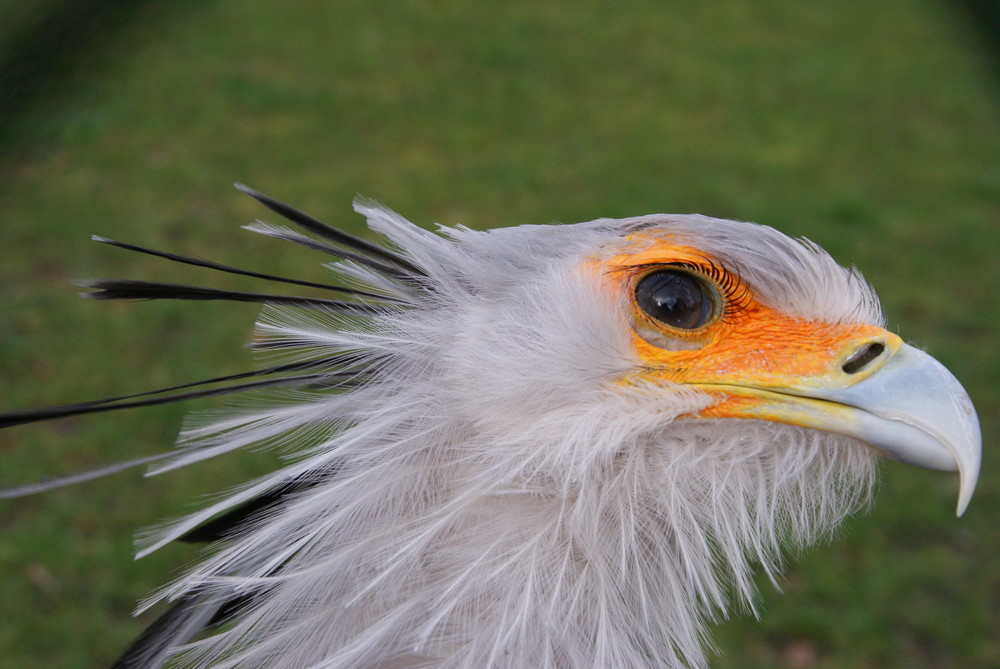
[635,270,714,330]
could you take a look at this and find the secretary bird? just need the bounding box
[0,185,981,668]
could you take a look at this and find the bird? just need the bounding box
[0,185,981,669]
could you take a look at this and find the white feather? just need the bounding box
[136,203,882,668]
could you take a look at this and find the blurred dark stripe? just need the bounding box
[950,0,1000,89]
[0,0,183,148]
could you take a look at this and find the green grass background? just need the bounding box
[0,1,997,666]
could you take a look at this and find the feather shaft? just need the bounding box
[234,183,425,277]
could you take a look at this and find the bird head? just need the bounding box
[594,217,980,512]
[3,191,980,669]
[259,203,976,667]
[408,209,978,511]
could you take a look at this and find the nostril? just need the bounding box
[842,342,886,374]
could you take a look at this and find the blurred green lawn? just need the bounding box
[0,1,997,667]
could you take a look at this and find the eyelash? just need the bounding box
[634,259,752,325]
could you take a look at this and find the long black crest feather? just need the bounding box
[110,595,214,669]
[0,371,357,431]
[20,355,367,413]
[77,279,383,312]
[244,222,419,284]
[92,235,402,303]
[176,474,326,543]
[0,185,389,503]
[234,183,426,277]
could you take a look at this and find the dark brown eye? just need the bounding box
[635,270,716,330]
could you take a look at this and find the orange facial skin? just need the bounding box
[594,235,901,419]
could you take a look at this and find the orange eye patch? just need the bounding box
[590,235,893,390]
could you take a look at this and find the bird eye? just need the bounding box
[635,269,716,330]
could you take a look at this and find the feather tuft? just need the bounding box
[3,194,894,668]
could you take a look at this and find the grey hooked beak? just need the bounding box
[811,344,981,516]
[695,341,982,516]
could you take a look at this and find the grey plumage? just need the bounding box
[0,188,981,668]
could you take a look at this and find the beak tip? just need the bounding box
[955,460,980,518]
